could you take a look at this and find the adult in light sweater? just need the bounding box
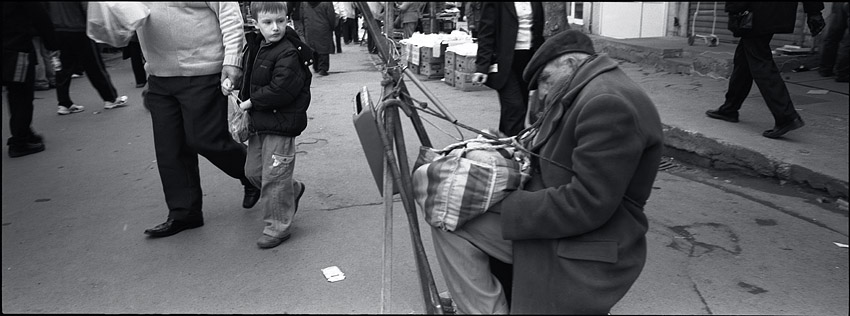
[138,2,261,238]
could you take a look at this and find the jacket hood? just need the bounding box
[528,54,620,152]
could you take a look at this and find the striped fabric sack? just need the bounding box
[412,137,529,231]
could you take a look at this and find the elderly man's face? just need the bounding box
[527,54,585,125]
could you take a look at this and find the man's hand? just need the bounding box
[240,99,253,110]
[221,65,242,95]
[807,14,825,37]
[471,72,488,85]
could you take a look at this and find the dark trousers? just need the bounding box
[4,62,37,145]
[496,49,534,137]
[126,41,147,85]
[820,2,850,79]
[342,17,358,43]
[335,18,345,53]
[720,35,799,126]
[145,74,249,221]
[313,53,330,73]
[367,19,382,53]
[54,31,118,106]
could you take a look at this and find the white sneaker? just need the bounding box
[57,104,85,115]
[104,95,128,109]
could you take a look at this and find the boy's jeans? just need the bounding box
[245,134,297,238]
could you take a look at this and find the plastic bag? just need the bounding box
[87,2,150,47]
[228,94,251,143]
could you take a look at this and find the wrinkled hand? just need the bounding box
[471,72,488,86]
[807,14,825,37]
[221,77,234,96]
[221,65,243,96]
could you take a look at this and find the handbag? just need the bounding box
[412,137,530,231]
[2,50,31,84]
[227,93,251,143]
[728,10,753,34]
[87,2,150,47]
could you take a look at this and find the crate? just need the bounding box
[419,63,444,79]
[408,62,420,75]
[454,71,490,92]
[454,54,477,73]
[420,43,447,65]
[444,50,456,73]
[444,68,455,86]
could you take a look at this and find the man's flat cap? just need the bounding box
[523,30,596,89]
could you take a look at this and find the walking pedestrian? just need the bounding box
[136,2,261,238]
[818,1,849,82]
[334,1,357,44]
[300,2,337,76]
[3,2,56,158]
[396,2,425,39]
[44,1,129,116]
[471,2,545,137]
[429,30,664,314]
[706,2,825,139]
[235,2,313,249]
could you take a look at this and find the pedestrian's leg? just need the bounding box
[54,32,77,107]
[719,39,754,114]
[744,35,799,126]
[819,2,848,76]
[496,73,527,137]
[78,34,119,103]
[5,65,36,144]
[129,41,147,86]
[176,74,250,186]
[145,76,203,220]
[31,37,49,89]
[317,54,330,74]
[259,135,297,239]
[244,135,263,191]
[430,212,512,314]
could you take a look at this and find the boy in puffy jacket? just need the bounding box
[230,1,314,249]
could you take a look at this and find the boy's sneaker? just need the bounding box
[104,95,128,109]
[57,104,85,115]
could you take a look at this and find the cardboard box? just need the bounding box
[420,43,448,65]
[454,71,490,92]
[455,54,478,73]
[444,50,456,73]
[444,68,455,86]
[419,62,444,79]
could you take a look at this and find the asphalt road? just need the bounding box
[2,43,847,314]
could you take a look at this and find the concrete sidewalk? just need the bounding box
[586,35,848,199]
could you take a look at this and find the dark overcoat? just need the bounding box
[474,2,544,90]
[301,2,337,54]
[490,55,664,314]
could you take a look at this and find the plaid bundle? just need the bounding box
[412,137,528,231]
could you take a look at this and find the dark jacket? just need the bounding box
[491,55,664,314]
[726,2,824,37]
[301,2,338,54]
[3,2,57,54]
[475,2,544,90]
[43,1,88,33]
[238,27,313,137]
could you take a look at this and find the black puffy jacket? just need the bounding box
[726,2,824,37]
[238,26,314,137]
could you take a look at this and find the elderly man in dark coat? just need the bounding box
[429,30,664,314]
[300,2,337,76]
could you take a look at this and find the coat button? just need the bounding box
[298,46,301,50]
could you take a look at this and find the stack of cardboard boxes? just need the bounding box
[444,43,489,92]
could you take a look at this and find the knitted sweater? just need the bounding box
[136,2,244,77]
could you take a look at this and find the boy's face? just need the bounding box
[256,10,288,43]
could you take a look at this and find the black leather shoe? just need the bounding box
[144,218,204,238]
[705,109,739,123]
[243,185,261,208]
[763,116,805,139]
[8,141,45,158]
